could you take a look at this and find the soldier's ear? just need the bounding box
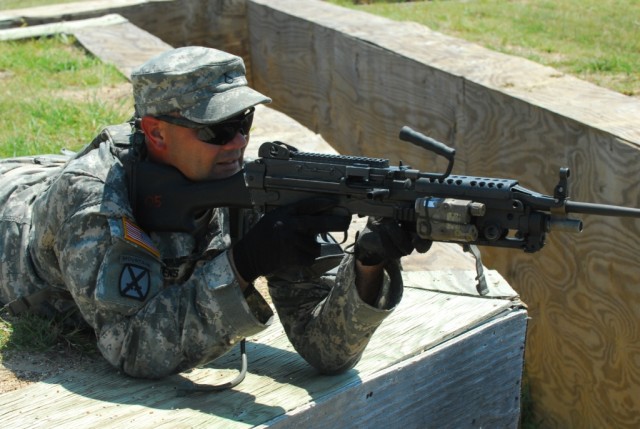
[140,116,167,155]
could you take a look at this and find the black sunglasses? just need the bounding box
[155,107,255,146]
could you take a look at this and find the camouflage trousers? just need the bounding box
[0,155,68,307]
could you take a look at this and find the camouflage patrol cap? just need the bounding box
[131,46,271,124]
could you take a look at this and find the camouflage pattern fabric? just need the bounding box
[132,46,271,124]
[0,125,404,379]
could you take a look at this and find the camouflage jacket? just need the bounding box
[0,124,403,379]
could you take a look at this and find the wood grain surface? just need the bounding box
[247,1,640,427]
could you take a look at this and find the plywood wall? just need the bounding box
[247,1,640,427]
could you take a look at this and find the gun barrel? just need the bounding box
[549,217,583,233]
[565,201,640,218]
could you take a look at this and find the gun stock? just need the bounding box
[132,162,251,232]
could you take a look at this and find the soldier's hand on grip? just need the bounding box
[355,217,432,266]
[232,198,351,283]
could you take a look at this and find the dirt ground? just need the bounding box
[0,345,102,393]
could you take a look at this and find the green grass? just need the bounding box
[0,310,97,358]
[0,314,10,351]
[0,0,81,9]
[0,35,132,157]
[0,36,131,356]
[327,0,640,97]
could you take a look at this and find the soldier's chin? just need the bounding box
[211,160,241,179]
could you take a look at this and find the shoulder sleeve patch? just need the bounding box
[121,217,160,258]
[95,239,163,315]
[119,262,151,301]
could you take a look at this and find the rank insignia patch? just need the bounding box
[119,264,151,301]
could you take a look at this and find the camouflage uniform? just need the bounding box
[0,47,404,379]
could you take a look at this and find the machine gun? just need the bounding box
[132,127,640,294]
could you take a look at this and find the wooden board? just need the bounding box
[0,14,129,41]
[246,2,640,427]
[73,18,171,79]
[0,271,525,428]
[0,0,251,73]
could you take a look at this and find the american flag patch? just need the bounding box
[122,217,160,258]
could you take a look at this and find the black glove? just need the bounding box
[232,198,351,283]
[355,217,432,266]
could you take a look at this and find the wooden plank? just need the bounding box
[0,0,156,21]
[266,310,527,429]
[0,0,251,72]
[0,11,170,85]
[73,19,172,79]
[0,0,168,29]
[0,271,524,428]
[0,13,128,41]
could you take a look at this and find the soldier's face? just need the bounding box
[154,121,248,181]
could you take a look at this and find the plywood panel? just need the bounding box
[247,1,640,427]
[460,83,640,428]
[248,0,464,172]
